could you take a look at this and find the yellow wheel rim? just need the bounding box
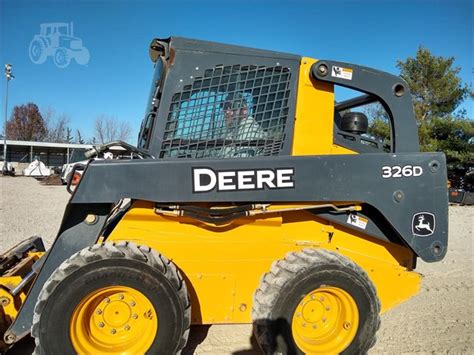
[291,286,359,354]
[70,286,158,354]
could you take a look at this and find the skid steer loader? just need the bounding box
[0,37,448,354]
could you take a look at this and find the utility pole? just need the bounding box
[3,64,14,174]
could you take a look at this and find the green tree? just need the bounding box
[6,103,47,141]
[421,116,473,166]
[396,48,473,166]
[397,47,470,122]
[365,103,391,144]
[368,117,391,143]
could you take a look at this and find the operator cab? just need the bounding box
[138,37,418,158]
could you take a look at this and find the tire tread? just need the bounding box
[32,241,190,354]
[252,248,381,354]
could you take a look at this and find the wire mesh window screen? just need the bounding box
[160,64,292,159]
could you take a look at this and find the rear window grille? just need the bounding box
[160,64,292,159]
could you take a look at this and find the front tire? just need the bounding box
[253,248,380,354]
[74,47,90,65]
[32,241,190,355]
[53,48,71,68]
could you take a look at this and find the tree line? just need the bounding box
[4,105,132,145]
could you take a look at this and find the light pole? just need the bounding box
[3,63,14,174]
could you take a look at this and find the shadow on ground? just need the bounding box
[182,325,262,354]
[6,326,262,354]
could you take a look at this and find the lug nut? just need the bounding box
[96,309,102,315]
[302,322,307,327]
[322,317,327,323]
[343,321,351,330]
[145,309,153,319]
[312,324,317,329]
[132,313,138,319]
[110,328,116,334]
[98,322,105,328]
[319,297,325,302]
[129,301,136,307]
[124,325,131,331]
[104,297,110,303]
[325,306,331,311]
[118,294,124,300]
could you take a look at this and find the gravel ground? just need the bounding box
[1,176,472,354]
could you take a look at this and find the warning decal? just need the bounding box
[332,66,353,80]
[346,214,368,229]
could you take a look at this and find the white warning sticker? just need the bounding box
[346,214,368,230]
[331,66,353,80]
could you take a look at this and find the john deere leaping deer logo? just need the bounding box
[29,22,90,68]
[412,212,436,237]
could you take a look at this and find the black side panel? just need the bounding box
[71,154,448,263]
[5,203,112,342]
[314,204,399,244]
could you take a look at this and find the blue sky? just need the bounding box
[1,0,472,143]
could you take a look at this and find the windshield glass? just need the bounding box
[138,58,164,148]
[69,148,87,163]
[159,64,291,159]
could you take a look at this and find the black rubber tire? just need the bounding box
[31,241,191,355]
[252,248,381,355]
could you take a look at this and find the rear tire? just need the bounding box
[29,39,47,64]
[32,241,191,355]
[252,248,380,354]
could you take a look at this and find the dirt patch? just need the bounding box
[39,174,63,186]
[1,177,472,354]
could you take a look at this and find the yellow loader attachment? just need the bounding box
[0,237,45,351]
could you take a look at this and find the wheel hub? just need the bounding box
[96,294,135,328]
[291,286,359,354]
[70,286,158,354]
[301,297,325,323]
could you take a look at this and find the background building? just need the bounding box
[2,139,92,173]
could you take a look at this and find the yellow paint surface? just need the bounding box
[108,201,421,324]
